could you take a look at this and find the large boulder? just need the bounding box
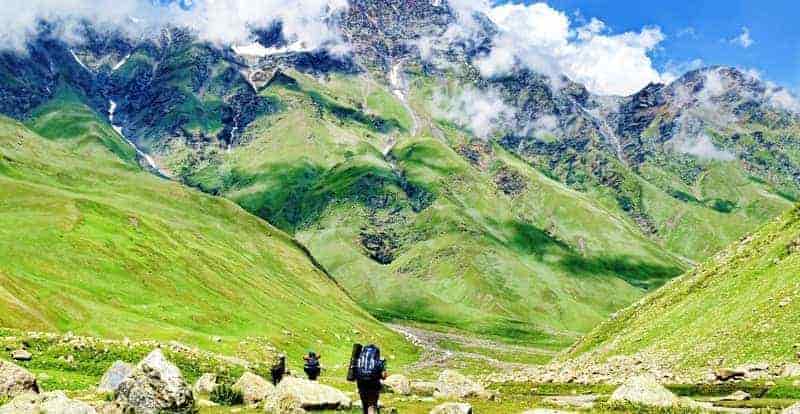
[430,402,472,414]
[383,374,411,395]
[0,360,39,398]
[410,381,437,396]
[193,373,218,394]
[233,372,274,405]
[609,375,679,407]
[115,349,194,413]
[273,376,350,410]
[264,392,306,414]
[434,370,489,400]
[0,391,96,414]
[97,361,134,393]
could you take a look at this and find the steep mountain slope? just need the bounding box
[567,204,800,370]
[0,0,798,347]
[0,108,414,364]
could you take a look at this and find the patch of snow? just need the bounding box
[70,50,90,72]
[112,54,131,71]
[108,100,170,177]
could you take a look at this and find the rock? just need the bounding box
[434,370,489,400]
[11,349,32,361]
[430,402,472,414]
[264,392,306,414]
[0,360,39,398]
[784,403,800,414]
[193,373,218,394]
[383,374,411,395]
[709,390,752,404]
[783,363,800,378]
[542,395,598,409]
[715,368,746,381]
[410,381,437,396]
[0,391,96,414]
[609,375,679,407]
[272,376,350,410]
[97,361,133,393]
[233,372,274,405]
[115,349,194,413]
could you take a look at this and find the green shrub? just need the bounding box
[209,383,243,406]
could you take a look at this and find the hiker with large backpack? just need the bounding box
[303,351,322,381]
[348,344,387,414]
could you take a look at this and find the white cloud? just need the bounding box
[731,26,754,48]
[677,133,735,161]
[0,0,348,53]
[449,2,669,96]
[433,87,515,139]
[676,27,697,39]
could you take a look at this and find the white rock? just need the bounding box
[97,361,133,393]
[272,376,350,410]
[115,349,194,413]
[0,360,39,398]
[609,375,679,407]
[0,391,96,414]
[430,402,472,414]
[233,372,274,405]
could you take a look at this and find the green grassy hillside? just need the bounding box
[169,69,687,347]
[0,108,415,367]
[567,204,800,370]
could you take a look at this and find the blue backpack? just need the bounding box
[355,345,383,381]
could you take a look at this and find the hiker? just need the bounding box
[271,354,287,385]
[352,344,387,414]
[303,351,322,380]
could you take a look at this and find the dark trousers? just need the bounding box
[305,367,321,380]
[357,380,381,414]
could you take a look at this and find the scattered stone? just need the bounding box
[0,360,39,398]
[11,349,32,361]
[435,370,490,400]
[522,410,576,414]
[542,395,598,409]
[784,402,800,414]
[609,375,679,407]
[97,361,134,393]
[783,364,800,378]
[0,391,96,414]
[715,368,746,381]
[115,348,194,413]
[212,336,222,343]
[384,374,411,395]
[193,373,218,394]
[233,372,274,405]
[410,381,437,396]
[273,376,350,410]
[430,402,472,414]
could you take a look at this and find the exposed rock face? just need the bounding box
[0,360,39,398]
[434,370,489,400]
[273,376,350,410]
[0,391,96,414]
[193,373,218,394]
[609,375,679,407]
[233,372,274,406]
[97,361,134,393]
[383,374,411,395]
[430,402,472,414]
[114,349,194,414]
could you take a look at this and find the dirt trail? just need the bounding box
[389,324,556,372]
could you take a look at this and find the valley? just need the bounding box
[1,0,800,413]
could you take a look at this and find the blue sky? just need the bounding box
[536,0,800,92]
